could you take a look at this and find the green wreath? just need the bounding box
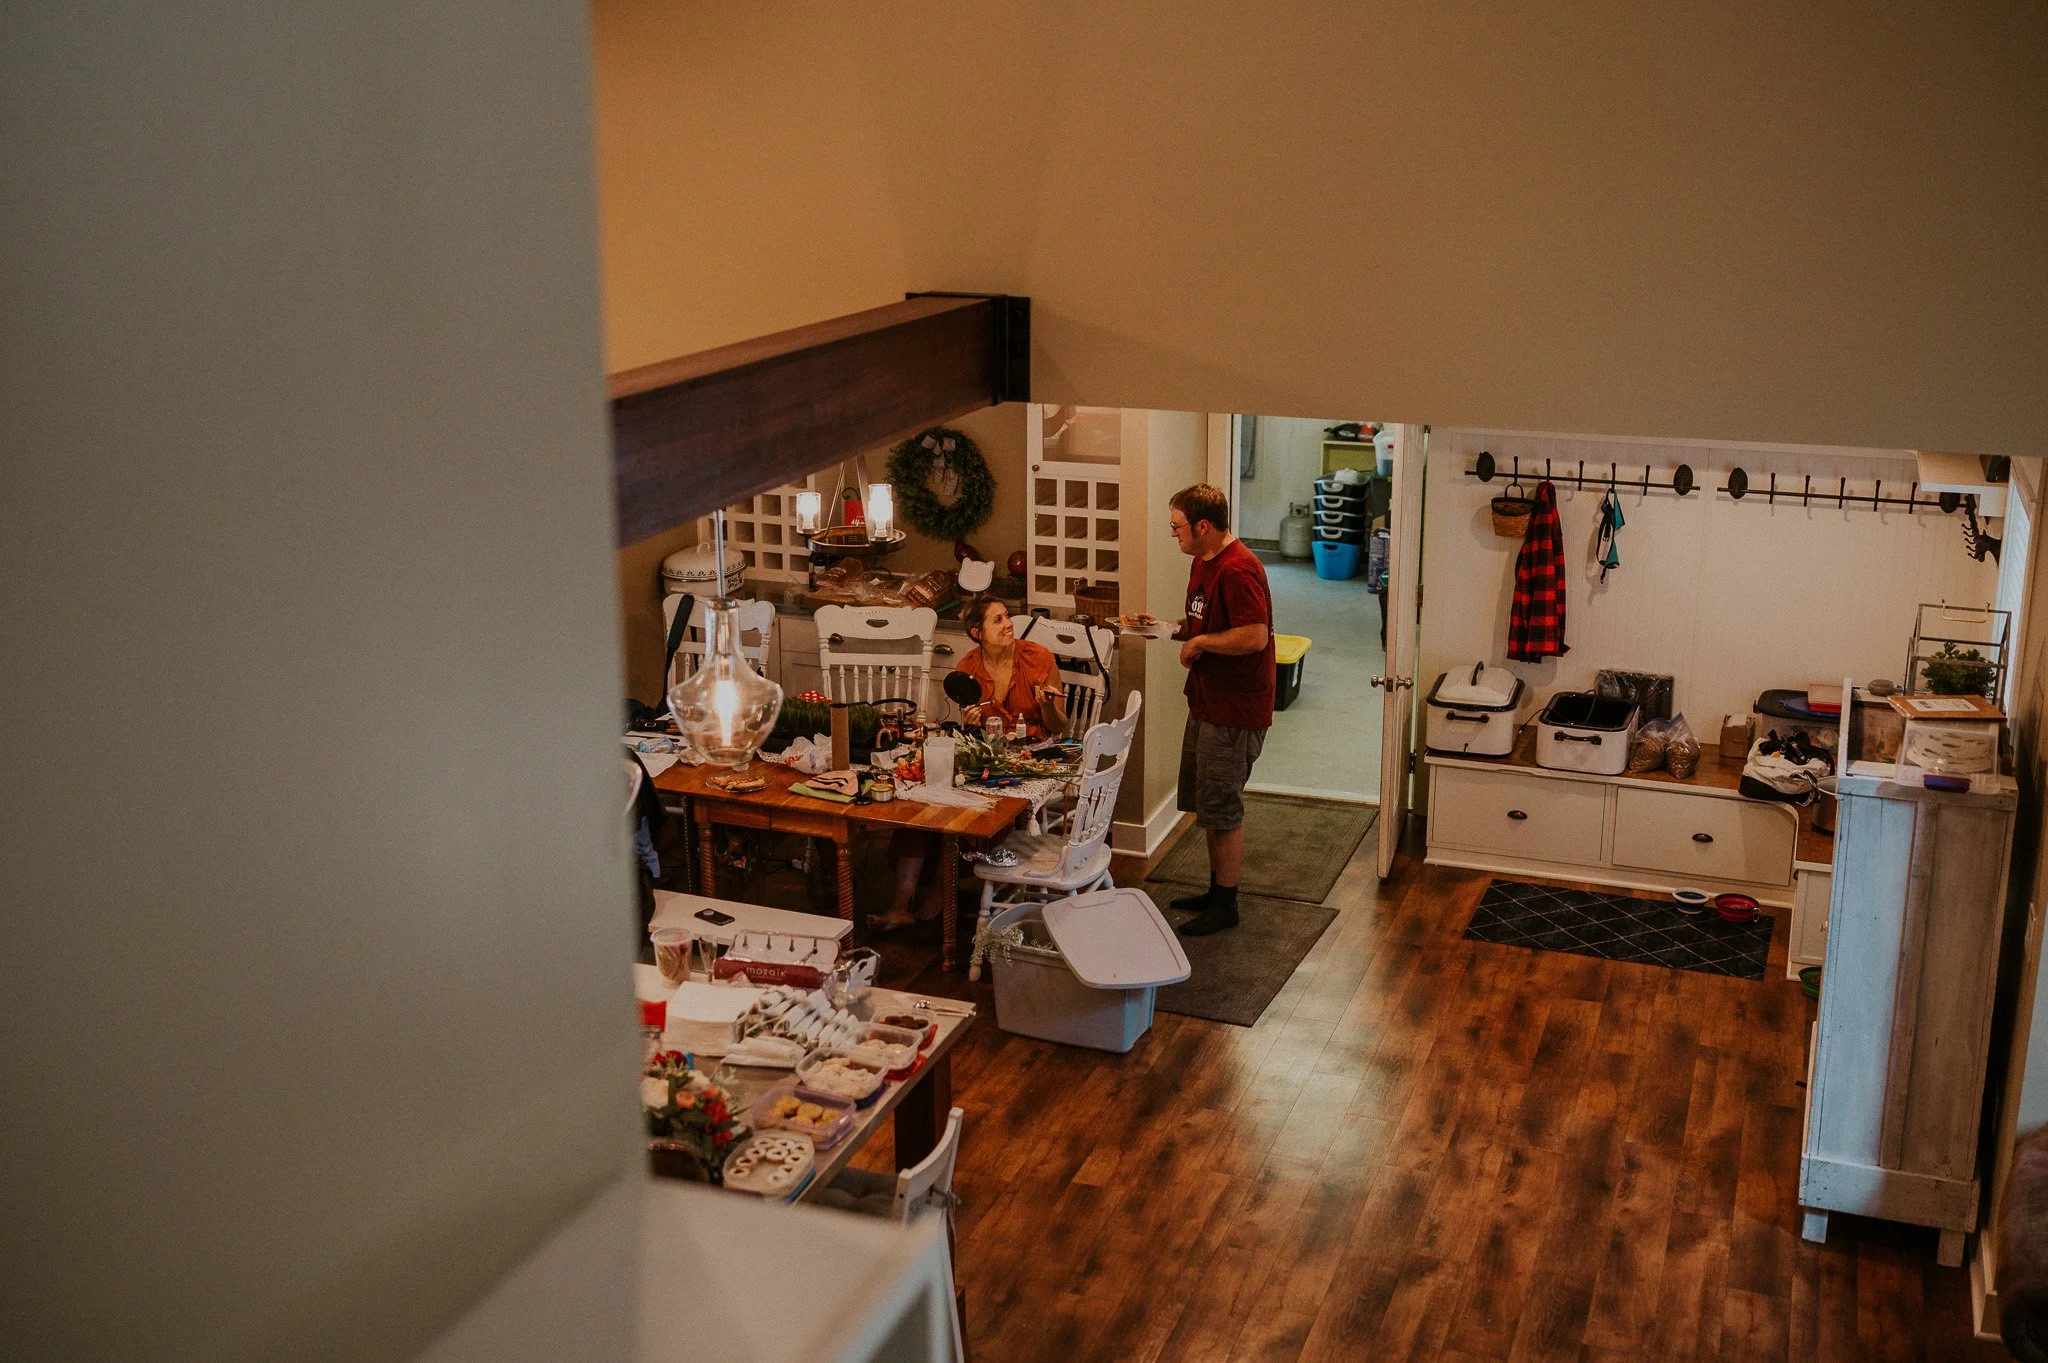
[886,426,995,541]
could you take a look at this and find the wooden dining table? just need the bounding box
[654,760,1032,970]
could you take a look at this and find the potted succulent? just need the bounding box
[1922,642,1997,698]
[642,1050,743,1183]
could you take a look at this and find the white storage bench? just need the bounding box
[1424,726,1806,908]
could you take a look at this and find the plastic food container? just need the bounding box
[750,1081,857,1149]
[845,1023,923,1077]
[1714,893,1760,924]
[1672,888,1711,916]
[795,1051,888,1107]
[868,1009,938,1049]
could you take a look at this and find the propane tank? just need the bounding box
[1278,502,1314,560]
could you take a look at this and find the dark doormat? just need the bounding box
[1147,889,1339,1027]
[1148,795,1377,904]
[1465,878,1772,981]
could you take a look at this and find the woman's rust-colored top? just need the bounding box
[958,639,1061,737]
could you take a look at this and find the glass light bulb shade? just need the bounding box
[866,483,894,539]
[794,490,823,533]
[668,603,782,767]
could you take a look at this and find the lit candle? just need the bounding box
[866,482,895,539]
[794,490,823,534]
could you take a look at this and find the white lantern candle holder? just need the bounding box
[794,490,824,535]
[865,483,895,540]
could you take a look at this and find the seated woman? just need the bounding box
[874,598,1069,931]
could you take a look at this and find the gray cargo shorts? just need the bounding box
[1177,715,1267,831]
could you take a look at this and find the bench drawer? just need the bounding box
[1430,766,1607,865]
[1610,786,1794,886]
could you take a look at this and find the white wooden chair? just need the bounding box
[814,604,938,712]
[1017,615,1117,736]
[662,594,775,691]
[967,691,1142,980]
[811,1106,968,1362]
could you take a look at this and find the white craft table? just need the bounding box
[649,889,855,953]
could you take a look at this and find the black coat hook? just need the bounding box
[1727,467,1749,499]
[1475,450,1496,482]
[1673,464,1694,496]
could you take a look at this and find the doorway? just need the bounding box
[1231,414,1391,804]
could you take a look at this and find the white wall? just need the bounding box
[1418,431,2002,738]
[2,6,633,1360]
[1238,416,1350,542]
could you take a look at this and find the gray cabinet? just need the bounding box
[1798,774,2017,1266]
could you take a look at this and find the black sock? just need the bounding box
[1213,884,1238,911]
[1177,884,1240,936]
[1170,876,1218,913]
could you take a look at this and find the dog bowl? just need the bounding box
[1714,893,1760,924]
[1798,966,1822,1000]
[1672,888,1711,916]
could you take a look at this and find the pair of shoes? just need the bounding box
[1177,901,1239,937]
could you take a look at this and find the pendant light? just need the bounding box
[667,510,782,767]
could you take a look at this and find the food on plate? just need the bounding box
[722,1133,816,1197]
[768,1094,802,1120]
[725,1034,805,1068]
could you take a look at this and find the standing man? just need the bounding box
[1166,483,1274,936]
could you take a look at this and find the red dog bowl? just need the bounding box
[1714,893,1759,924]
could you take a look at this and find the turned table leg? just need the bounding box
[833,831,856,923]
[695,804,718,897]
[940,833,960,970]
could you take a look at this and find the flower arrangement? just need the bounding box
[642,1050,743,1181]
[1923,642,1997,698]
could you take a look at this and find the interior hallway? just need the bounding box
[1254,552,1386,801]
[858,832,2001,1363]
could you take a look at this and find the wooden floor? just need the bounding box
[845,824,2004,1362]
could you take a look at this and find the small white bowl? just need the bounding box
[1672,888,1711,916]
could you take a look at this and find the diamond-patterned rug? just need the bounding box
[1464,878,1772,980]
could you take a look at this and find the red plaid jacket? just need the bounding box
[1507,481,1568,660]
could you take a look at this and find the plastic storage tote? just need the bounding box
[1274,634,1311,711]
[1313,540,1361,580]
[987,888,1191,1053]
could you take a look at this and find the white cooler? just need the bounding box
[987,888,1190,1053]
[1425,662,1524,756]
[1535,691,1638,775]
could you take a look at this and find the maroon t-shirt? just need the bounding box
[1184,538,1276,730]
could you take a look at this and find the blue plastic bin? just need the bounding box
[1313,540,1361,581]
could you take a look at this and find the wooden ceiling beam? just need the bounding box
[611,293,1029,546]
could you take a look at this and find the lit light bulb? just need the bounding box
[712,678,739,745]
[794,490,823,534]
[669,602,782,769]
[866,483,895,539]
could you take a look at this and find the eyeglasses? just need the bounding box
[1168,519,1192,535]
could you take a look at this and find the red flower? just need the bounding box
[713,1129,733,1146]
[705,1100,728,1123]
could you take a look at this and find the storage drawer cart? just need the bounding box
[1798,773,2017,1266]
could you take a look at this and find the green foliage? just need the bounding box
[1922,642,1997,697]
[773,700,884,747]
[886,426,995,541]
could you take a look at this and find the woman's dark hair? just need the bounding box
[962,596,1009,641]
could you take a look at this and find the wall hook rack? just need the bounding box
[1467,451,1697,497]
[1718,465,1954,514]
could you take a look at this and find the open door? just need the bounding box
[1375,424,1428,876]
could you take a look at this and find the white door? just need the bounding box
[1376,424,1428,876]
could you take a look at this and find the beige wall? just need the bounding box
[1110,410,1211,838]
[593,0,2047,457]
[3,6,632,1360]
[619,520,698,704]
[1238,416,1351,543]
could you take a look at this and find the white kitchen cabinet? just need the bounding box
[1428,766,1607,866]
[1798,774,2017,1267]
[1610,785,1797,885]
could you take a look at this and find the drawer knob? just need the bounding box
[1693,832,1714,844]
[1507,809,1528,821]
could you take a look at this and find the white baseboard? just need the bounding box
[1246,781,1379,805]
[1113,791,1184,857]
[1972,1241,2003,1342]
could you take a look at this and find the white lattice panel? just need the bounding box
[1027,458,1122,611]
[713,474,825,583]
